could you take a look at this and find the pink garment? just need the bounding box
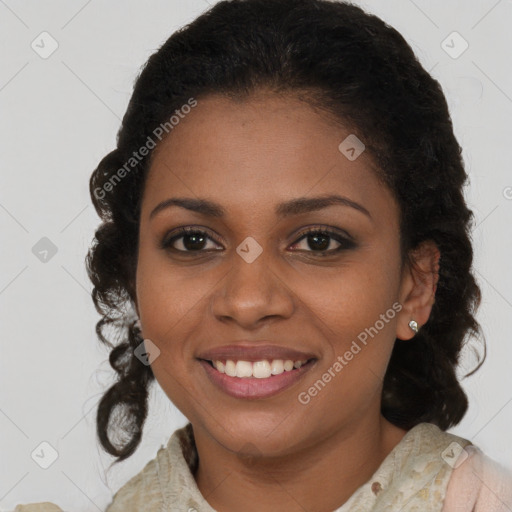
[442,444,512,511]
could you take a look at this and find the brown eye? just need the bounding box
[160,226,356,256]
[290,228,356,255]
[161,227,222,253]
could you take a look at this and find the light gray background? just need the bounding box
[1,0,511,510]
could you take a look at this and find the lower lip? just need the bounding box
[198,359,317,400]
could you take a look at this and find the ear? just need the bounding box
[396,239,440,341]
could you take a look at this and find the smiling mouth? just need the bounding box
[198,356,318,400]
[200,358,317,379]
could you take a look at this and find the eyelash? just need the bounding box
[160,225,356,256]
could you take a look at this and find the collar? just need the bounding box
[155,422,472,511]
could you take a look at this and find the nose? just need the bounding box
[210,247,295,329]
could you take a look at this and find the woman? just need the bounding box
[16,0,512,510]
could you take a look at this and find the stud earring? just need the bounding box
[408,320,418,333]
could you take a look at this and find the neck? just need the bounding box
[193,414,407,512]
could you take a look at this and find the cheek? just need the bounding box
[136,255,204,411]
[295,259,396,332]
[296,261,399,386]
[149,358,207,429]
[135,244,211,340]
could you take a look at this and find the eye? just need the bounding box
[160,225,356,256]
[289,227,356,255]
[160,227,222,253]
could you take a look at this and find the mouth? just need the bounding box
[198,357,318,400]
[200,357,317,377]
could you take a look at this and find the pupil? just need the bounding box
[309,233,329,251]
[184,233,206,250]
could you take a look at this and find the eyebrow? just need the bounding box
[149,194,372,221]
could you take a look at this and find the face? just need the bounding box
[135,91,420,457]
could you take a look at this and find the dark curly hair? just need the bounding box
[86,0,486,465]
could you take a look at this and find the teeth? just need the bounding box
[284,360,294,371]
[235,361,253,378]
[270,359,284,375]
[224,360,236,377]
[212,358,309,378]
[252,360,271,378]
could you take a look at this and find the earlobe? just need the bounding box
[396,240,440,341]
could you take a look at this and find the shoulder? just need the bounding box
[104,443,167,512]
[11,454,164,512]
[14,503,64,511]
[13,427,190,512]
[391,422,473,474]
[105,423,198,511]
[442,444,512,512]
[335,422,475,510]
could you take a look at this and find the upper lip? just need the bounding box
[197,343,317,363]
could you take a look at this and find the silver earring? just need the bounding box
[408,320,418,333]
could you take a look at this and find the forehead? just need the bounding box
[142,92,397,224]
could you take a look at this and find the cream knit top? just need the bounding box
[14,422,512,511]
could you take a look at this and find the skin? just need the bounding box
[133,90,440,512]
